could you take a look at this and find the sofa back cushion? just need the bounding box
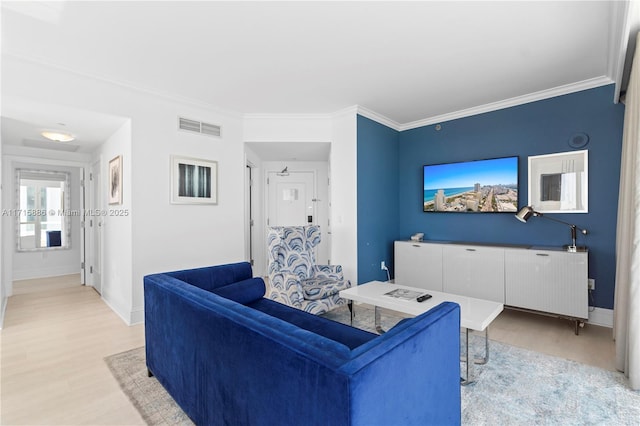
[212,277,265,305]
[166,261,253,292]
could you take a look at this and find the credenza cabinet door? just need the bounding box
[394,241,443,291]
[442,245,505,303]
[505,249,588,319]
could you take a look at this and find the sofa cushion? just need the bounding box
[248,298,377,349]
[212,277,265,305]
[301,277,349,300]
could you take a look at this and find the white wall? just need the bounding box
[91,121,133,322]
[3,56,246,325]
[0,133,4,329]
[330,108,359,285]
[244,114,333,142]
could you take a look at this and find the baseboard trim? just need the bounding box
[101,295,132,326]
[588,307,613,328]
[12,267,81,281]
[130,306,144,325]
[101,295,144,326]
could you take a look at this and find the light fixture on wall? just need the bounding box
[276,166,289,177]
[515,206,588,252]
[41,130,75,142]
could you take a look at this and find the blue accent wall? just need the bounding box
[357,115,399,283]
[357,85,625,309]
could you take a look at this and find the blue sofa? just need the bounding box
[144,262,461,426]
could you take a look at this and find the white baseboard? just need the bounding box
[12,267,81,281]
[588,307,613,328]
[102,295,144,326]
[130,306,144,325]
[101,295,132,326]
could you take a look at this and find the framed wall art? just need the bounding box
[109,155,123,205]
[528,150,588,213]
[170,155,218,204]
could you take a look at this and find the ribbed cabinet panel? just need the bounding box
[442,245,505,303]
[394,241,443,291]
[504,249,588,319]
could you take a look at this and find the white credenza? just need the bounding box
[394,240,588,321]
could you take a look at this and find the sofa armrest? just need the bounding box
[341,302,461,426]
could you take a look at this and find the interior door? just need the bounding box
[90,161,102,294]
[267,171,315,227]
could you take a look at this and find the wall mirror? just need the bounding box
[528,150,588,213]
[15,169,72,251]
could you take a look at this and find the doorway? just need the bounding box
[265,166,330,265]
[267,170,316,227]
[88,160,103,294]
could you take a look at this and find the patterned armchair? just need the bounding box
[267,225,352,315]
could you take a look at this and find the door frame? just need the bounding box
[86,158,103,293]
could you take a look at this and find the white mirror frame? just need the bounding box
[527,150,588,213]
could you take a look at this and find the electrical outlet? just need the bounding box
[381,261,386,270]
[588,278,595,290]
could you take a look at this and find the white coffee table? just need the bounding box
[340,281,504,384]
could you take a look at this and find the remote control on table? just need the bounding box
[416,294,432,303]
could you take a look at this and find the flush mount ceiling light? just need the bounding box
[41,130,75,142]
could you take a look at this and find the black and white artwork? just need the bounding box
[109,155,123,205]
[171,156,218,204]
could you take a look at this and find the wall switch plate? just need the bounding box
[588,278,595,290]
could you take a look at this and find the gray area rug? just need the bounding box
[106,305,640,425]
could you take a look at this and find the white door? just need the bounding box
[79,168,86,284]
[89,161,103,294]
[267,170,329,263]
[267,171,316,227]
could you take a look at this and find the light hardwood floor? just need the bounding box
[1,275,616,425]
[1,275,145,425]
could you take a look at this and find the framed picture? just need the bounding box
[109,155,123,205]
[528,150,588,213]
[170,156,218,204]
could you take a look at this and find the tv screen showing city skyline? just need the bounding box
[423,156,519,213]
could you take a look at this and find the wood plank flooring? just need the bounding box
[1,276,145,425]
[1,275,616,424]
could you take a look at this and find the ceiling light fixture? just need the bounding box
[41,130,75,142]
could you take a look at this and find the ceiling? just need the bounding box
[1,1,639,154]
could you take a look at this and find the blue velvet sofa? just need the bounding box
[144,261,461,426]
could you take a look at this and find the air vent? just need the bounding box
[178,117,222,138]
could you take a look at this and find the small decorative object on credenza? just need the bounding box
[410,232,424,242]
[515,206,588,252]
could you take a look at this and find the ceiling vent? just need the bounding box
[178,117,222,138]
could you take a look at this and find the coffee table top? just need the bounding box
[340,281,503,331]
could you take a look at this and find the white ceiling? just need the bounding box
[1,1,638,154]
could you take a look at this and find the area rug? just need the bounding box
[106,305,640,425]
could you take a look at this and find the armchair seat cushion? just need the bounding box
[301,278,349,300]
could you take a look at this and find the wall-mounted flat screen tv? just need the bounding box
[423,156,519,213]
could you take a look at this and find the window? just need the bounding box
[16,169,71,251]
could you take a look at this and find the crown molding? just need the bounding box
[398,76,614,131]
[3,51,243,119]
[355,106,401,131]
